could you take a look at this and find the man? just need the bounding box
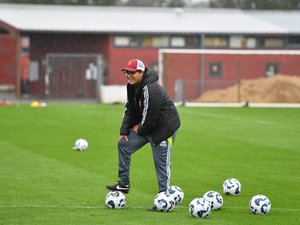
[106,59,180,210]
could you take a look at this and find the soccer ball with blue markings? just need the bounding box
[73,138,88,151]
[105,191,126,209]
[154,191,175,212]
[203,191,223,210]
[249,194,271,215]
[168,186,184,204]
[223,178,241,195]
[189,197,211,218]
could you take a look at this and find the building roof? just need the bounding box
[0,4,299,35]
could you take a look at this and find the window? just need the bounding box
[114,35,200,48]
[21,36,30,48]
[246,38,256,48]
[265,63,279,77]
[0,27,9,34]
[230,36,243,48]
[230,36,256,48]
[257,37,284,48]
[287,36,300,48]
[171,37,185,47]
[170,36,199,48]
[142,36,168,48]
[209,63,222,77]
[204,36,228,48]
[264,38,284,48]
[114,36,140,47]
[185,36,200,48]
[29,61,39,81]
[152,36,168,47]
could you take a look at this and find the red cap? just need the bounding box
[122,59,145,72]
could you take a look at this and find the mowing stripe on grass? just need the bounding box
[1,205,299,212]
[180,110,274,124]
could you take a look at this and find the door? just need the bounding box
[45,53,104,98]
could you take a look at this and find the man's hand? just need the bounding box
[117,135,128,142]
[132,124,140,134]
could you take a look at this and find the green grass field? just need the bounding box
[0,104,299,225]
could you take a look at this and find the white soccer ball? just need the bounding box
[105,191,126,209]
[249,194,271,215]
[223,178,241,195]
[189,197,211,218]
[168,186,184,204]
[203,191,223,210]
[154,191,175,212]
[73,138,88,151]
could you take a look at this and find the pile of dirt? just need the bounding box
[195,75,300,103]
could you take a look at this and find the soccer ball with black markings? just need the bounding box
[154,191,175,212]
[189,197,211,218]
[223,178,241,195]
[249,194,271,215]
[168,186,184,204]
[203,191,223,210]
[105,191,126,209]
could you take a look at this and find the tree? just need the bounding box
[123,0,185,7]
[0,0,121,5]
[1,0,299,8]
[165,0,185,7]
[209,0,300,10]
[250,0,300,10]
[123,0,162,7]
[0,0,186,7]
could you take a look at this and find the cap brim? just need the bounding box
[121,67,137,72]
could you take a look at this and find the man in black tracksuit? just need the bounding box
[106,59,181,210]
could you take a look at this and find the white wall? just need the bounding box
[99,85,127,104]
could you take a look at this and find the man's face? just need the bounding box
[123,70,143,86]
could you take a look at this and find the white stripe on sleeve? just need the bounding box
[141,86,149,125]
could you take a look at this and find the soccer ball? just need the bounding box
[249,194,271,215]
[105,191,126,209]
[154,191,175,212]
[189,197,211,218]
[203,191,223,210]
[223,178,241,195]
[168,186,184,204]
[73,138,88,151]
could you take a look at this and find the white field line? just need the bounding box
[182,102,300,108]
[183,102,246,107]
[0,204,299,212]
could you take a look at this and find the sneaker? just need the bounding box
[106,181,130,193]
[147,205,157,211]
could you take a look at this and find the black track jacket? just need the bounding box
[120,68,180,144]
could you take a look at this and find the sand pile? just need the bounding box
[195,75,300,103]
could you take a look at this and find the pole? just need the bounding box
[15,32,21,99]
[237,58,241,103]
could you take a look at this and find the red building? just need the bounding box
[159,49,300,101]
[0,21,18,93]
[0,4,300,101]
